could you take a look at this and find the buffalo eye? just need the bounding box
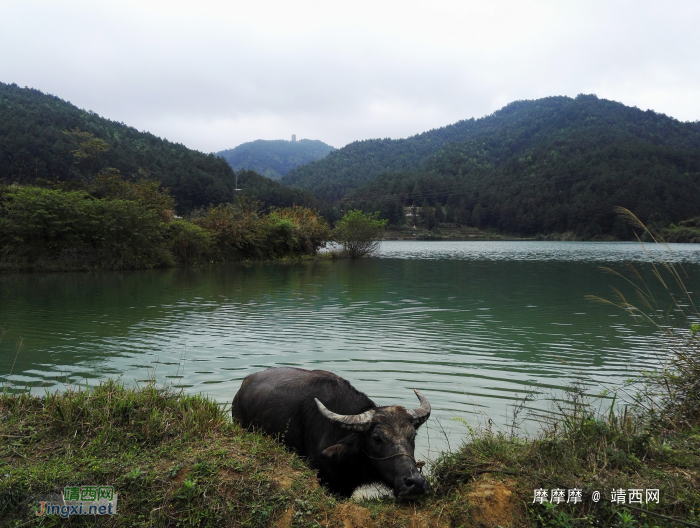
[372,434,383,444]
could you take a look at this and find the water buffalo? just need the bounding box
[232,367,431,499]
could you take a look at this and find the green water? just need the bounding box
[2,241,698,459]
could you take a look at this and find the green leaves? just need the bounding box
[193,200,330,261]
[0,185,171,270]
[333,210,387,258]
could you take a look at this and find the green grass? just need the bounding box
[431,397,700,527]
[0,380,334,527]
[2,374,698,527]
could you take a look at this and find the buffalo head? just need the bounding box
[315,390,431,499]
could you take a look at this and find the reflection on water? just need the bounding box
[2,241,698,460]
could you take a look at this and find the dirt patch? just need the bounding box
[274,507,295,528]
[172,465,190,486]
[271,464,318,491]
[273,473,295,489]
[464,476,518,527]
[405,510,451,528]
[334,503,375,528]
[332,503,452,528]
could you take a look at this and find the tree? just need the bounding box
[62,128,110,175]
[333,210,388,258]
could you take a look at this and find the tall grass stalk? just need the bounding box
[587,207,700,430]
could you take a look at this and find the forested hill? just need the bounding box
[284,94,700,238]
[281,128,478,203]
[215,139,335,180]
[0,82,318,212]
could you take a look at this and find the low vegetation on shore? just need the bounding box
[0,176,332,272]
[382,225,525,241]
[659,217,700,243]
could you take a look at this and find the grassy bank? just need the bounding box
[1,374,698,528]
[434,391,700,527]
[0,381,330,527]
[0,380,475,527]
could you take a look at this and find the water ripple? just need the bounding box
[1,241,694,460]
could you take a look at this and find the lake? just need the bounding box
[2,241,698,461]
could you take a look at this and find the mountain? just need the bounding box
[283,95,700,238]
[215,139,335,180]
[0,82,319,212]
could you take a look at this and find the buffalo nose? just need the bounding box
[402,473,428,494]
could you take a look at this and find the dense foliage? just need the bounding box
[0,179,330,271]
[192,199,330,261]
[0,82,319,213]
[216,139,335,180]
[333,210,387,258]
[234,169,321,211]
[284,95,700,238]
[0,184,173,270]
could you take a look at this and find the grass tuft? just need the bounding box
[0,380,329,527]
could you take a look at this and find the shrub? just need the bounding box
[333,210,387,258]
[0,185,171,269]
[192,200,266,260]
[268,206,331,256]
[194,200,331,260]
[166,220,215,265]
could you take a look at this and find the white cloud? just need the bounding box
[1,0,698,152]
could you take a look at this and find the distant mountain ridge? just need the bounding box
[283,94,700,238]
[215,139,335,180]
[0,82,319,212]
[282,95,700,203]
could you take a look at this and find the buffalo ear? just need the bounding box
[321,434,360,459]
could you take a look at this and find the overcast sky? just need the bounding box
[1,1,699,152]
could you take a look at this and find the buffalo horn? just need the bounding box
[315,398,375,432]
[407,389,431,426]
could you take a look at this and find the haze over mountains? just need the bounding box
[3,81,700,239]
[215,139,335,181]
[283,94,700,238]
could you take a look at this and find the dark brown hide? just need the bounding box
[232,367,429,498]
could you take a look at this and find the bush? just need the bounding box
[268,206,331,256]
[194,200,331,260]
[0,185,172,269]
[192,200,267,260]
[166,220,215,265]
[0,185,332,270]
[333,210,387,258]
[261,215,298,259]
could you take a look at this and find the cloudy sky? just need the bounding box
[1,1,699,152]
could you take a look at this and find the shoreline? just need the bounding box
[1,378,697,527]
